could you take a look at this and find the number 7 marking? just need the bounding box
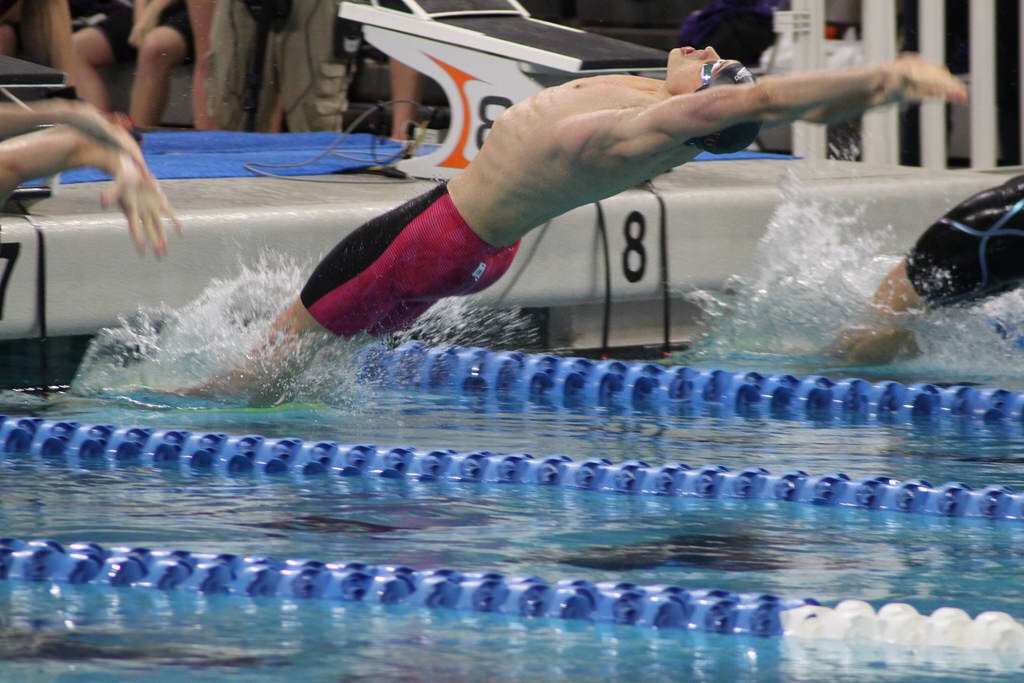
[0,241,21,320]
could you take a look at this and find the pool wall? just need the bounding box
[0,159,1007,349]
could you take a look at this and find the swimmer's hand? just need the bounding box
[102,152,182,259]
[882,53,968,107]
[53,101,153,186]
[829,324,921,366]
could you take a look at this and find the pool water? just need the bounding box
[4,183,1024,681]
[4,380,1024,681]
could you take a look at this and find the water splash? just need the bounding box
[71,253,307,402]
[394,296,538,350]
[686,172,896,357]
[683,171,1024,386]
[909,289,1024,386]
[70,253,538,407]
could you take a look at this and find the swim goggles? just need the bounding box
[697,60,724,91]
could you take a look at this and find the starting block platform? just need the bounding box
[0,55,65,90]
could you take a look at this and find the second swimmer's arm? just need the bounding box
[829,261,924,364]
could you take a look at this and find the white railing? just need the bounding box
[776,0,1020,170]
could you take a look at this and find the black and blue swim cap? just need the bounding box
[689,59,761,154]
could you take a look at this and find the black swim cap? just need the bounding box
[689,60,761,154]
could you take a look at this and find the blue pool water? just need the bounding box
[5,183,1024,681]
[7,374,1024,681]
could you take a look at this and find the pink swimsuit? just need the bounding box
[301,183,520,337]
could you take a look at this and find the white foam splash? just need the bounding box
[687,171,895,356]
[394,295,538,350]
[71,252,307,400]
[70,252,537,406]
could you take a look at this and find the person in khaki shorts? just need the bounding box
[206,0,349,132]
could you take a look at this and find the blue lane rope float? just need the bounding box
[5,537,1022,655]
[0,537,815,637]
[2,416,1023,522]
[353,341,1024,423]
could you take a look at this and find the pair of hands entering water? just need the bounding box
[0,100,181,259]
[76,107,180,259]
[99,116,180,259]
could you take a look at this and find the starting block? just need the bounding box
[0,54,66,92]
[339,0,668,179]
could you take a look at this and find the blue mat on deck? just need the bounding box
[59,131,408,184]
[56,131,793,185]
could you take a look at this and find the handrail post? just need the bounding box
[775,0,827,163]
[968,0,998,168]
[860,0,899,166]
[918,3,947,170]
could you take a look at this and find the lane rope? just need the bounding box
[0,537,811,637]
[1,537,1022,653]
[1,417,1022,522]
[353,341,1024,424]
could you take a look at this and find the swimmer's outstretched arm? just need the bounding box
[630,54,966,147]
[0,126,180,257]
[829,261,924,365]
[0,99,138,155]
[775,54,968,126]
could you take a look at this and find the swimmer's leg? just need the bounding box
[182,299,332,404]
[271,298,327,337]
[182,190,445,402]
[186,185,517,402]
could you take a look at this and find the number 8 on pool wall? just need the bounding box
[622,211,647,283]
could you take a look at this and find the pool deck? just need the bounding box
[0,159,1016,349]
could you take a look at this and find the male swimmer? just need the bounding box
[834,174,1024,364]
[196,47,966,400]
[0,98,178,257]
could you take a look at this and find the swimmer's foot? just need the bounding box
[175,367,285,407]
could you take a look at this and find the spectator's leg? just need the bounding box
[0,22,16,57]
[129,27,188,128]
[0,1,19,58]
[389,58,424,140]
[19,0,75,82]
[269,94,285,133]
[186,0,216,130]
[70,27,116,112]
